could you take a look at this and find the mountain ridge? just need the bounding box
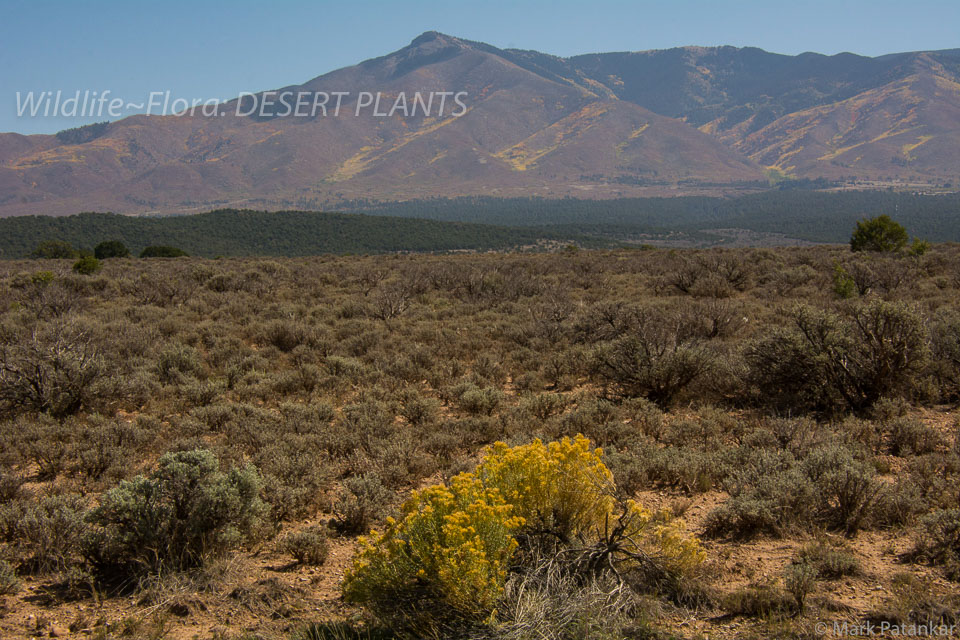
[1,32,958,217]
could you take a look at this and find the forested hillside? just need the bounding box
[0,209,591,258]
[343,191,960,242]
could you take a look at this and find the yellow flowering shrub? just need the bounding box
[342,472,523,633]
[475,435,616,540]
[342,435,706,634]
[617,500,708,574]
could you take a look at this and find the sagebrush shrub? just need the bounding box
[399,388,440,426]
[155,343,205,384]
[873,479,926,526]
[591,335,713,407]
[86,448,267,576]
[331,473,395,535]
[0,322,106,418]
[517,392,567,421]
[907,453,960,510]
[12,274,84,320]
[0,559,20,595]
[707,442,881,537]
[705,468,815,538]
[257,439,330,521]
[640,446,724,494]
[584,305,717,407]
[279,525,330,566]
[746,300,928,413]
[929,308,960,401]
[0,470,23,503]
[916,509,960,579]
[722,581,798,619]
[802,444,881,535]
[261,320,310,352]
[784,561,818,613]
[10,414,73,479]
[797,541,860,579]
[886,417,941,456]
[870,572,960,625]
[0,494,88,574]
[454,382,504,416]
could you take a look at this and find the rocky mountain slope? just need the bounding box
[1,33,957,216]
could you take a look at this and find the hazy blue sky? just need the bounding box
[3,0,958,134]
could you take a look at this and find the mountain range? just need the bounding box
[1,32,959,217]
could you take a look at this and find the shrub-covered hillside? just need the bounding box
[1,246,959,639]
[0,209,595,258]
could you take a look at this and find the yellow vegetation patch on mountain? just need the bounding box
[330,110,472,182]
[9,137,131,169]
[494,102,612,171]
[902,135,934,161]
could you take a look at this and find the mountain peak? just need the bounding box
[1,34,957,217]
[409,31,460,48]
[410,31,442,44]
[356,31,472,78]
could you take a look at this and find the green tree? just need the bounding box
[140,245,189,258]
[850,215,908,252]
[94,240,130,259]
[908,238,931,257]
[30,240,77,259]
[72,255,101,275]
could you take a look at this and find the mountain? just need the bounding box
[1,33,958,217]
[504,44,960,181]
[712,54,960,180]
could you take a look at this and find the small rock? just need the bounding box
[49,624,69,637]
